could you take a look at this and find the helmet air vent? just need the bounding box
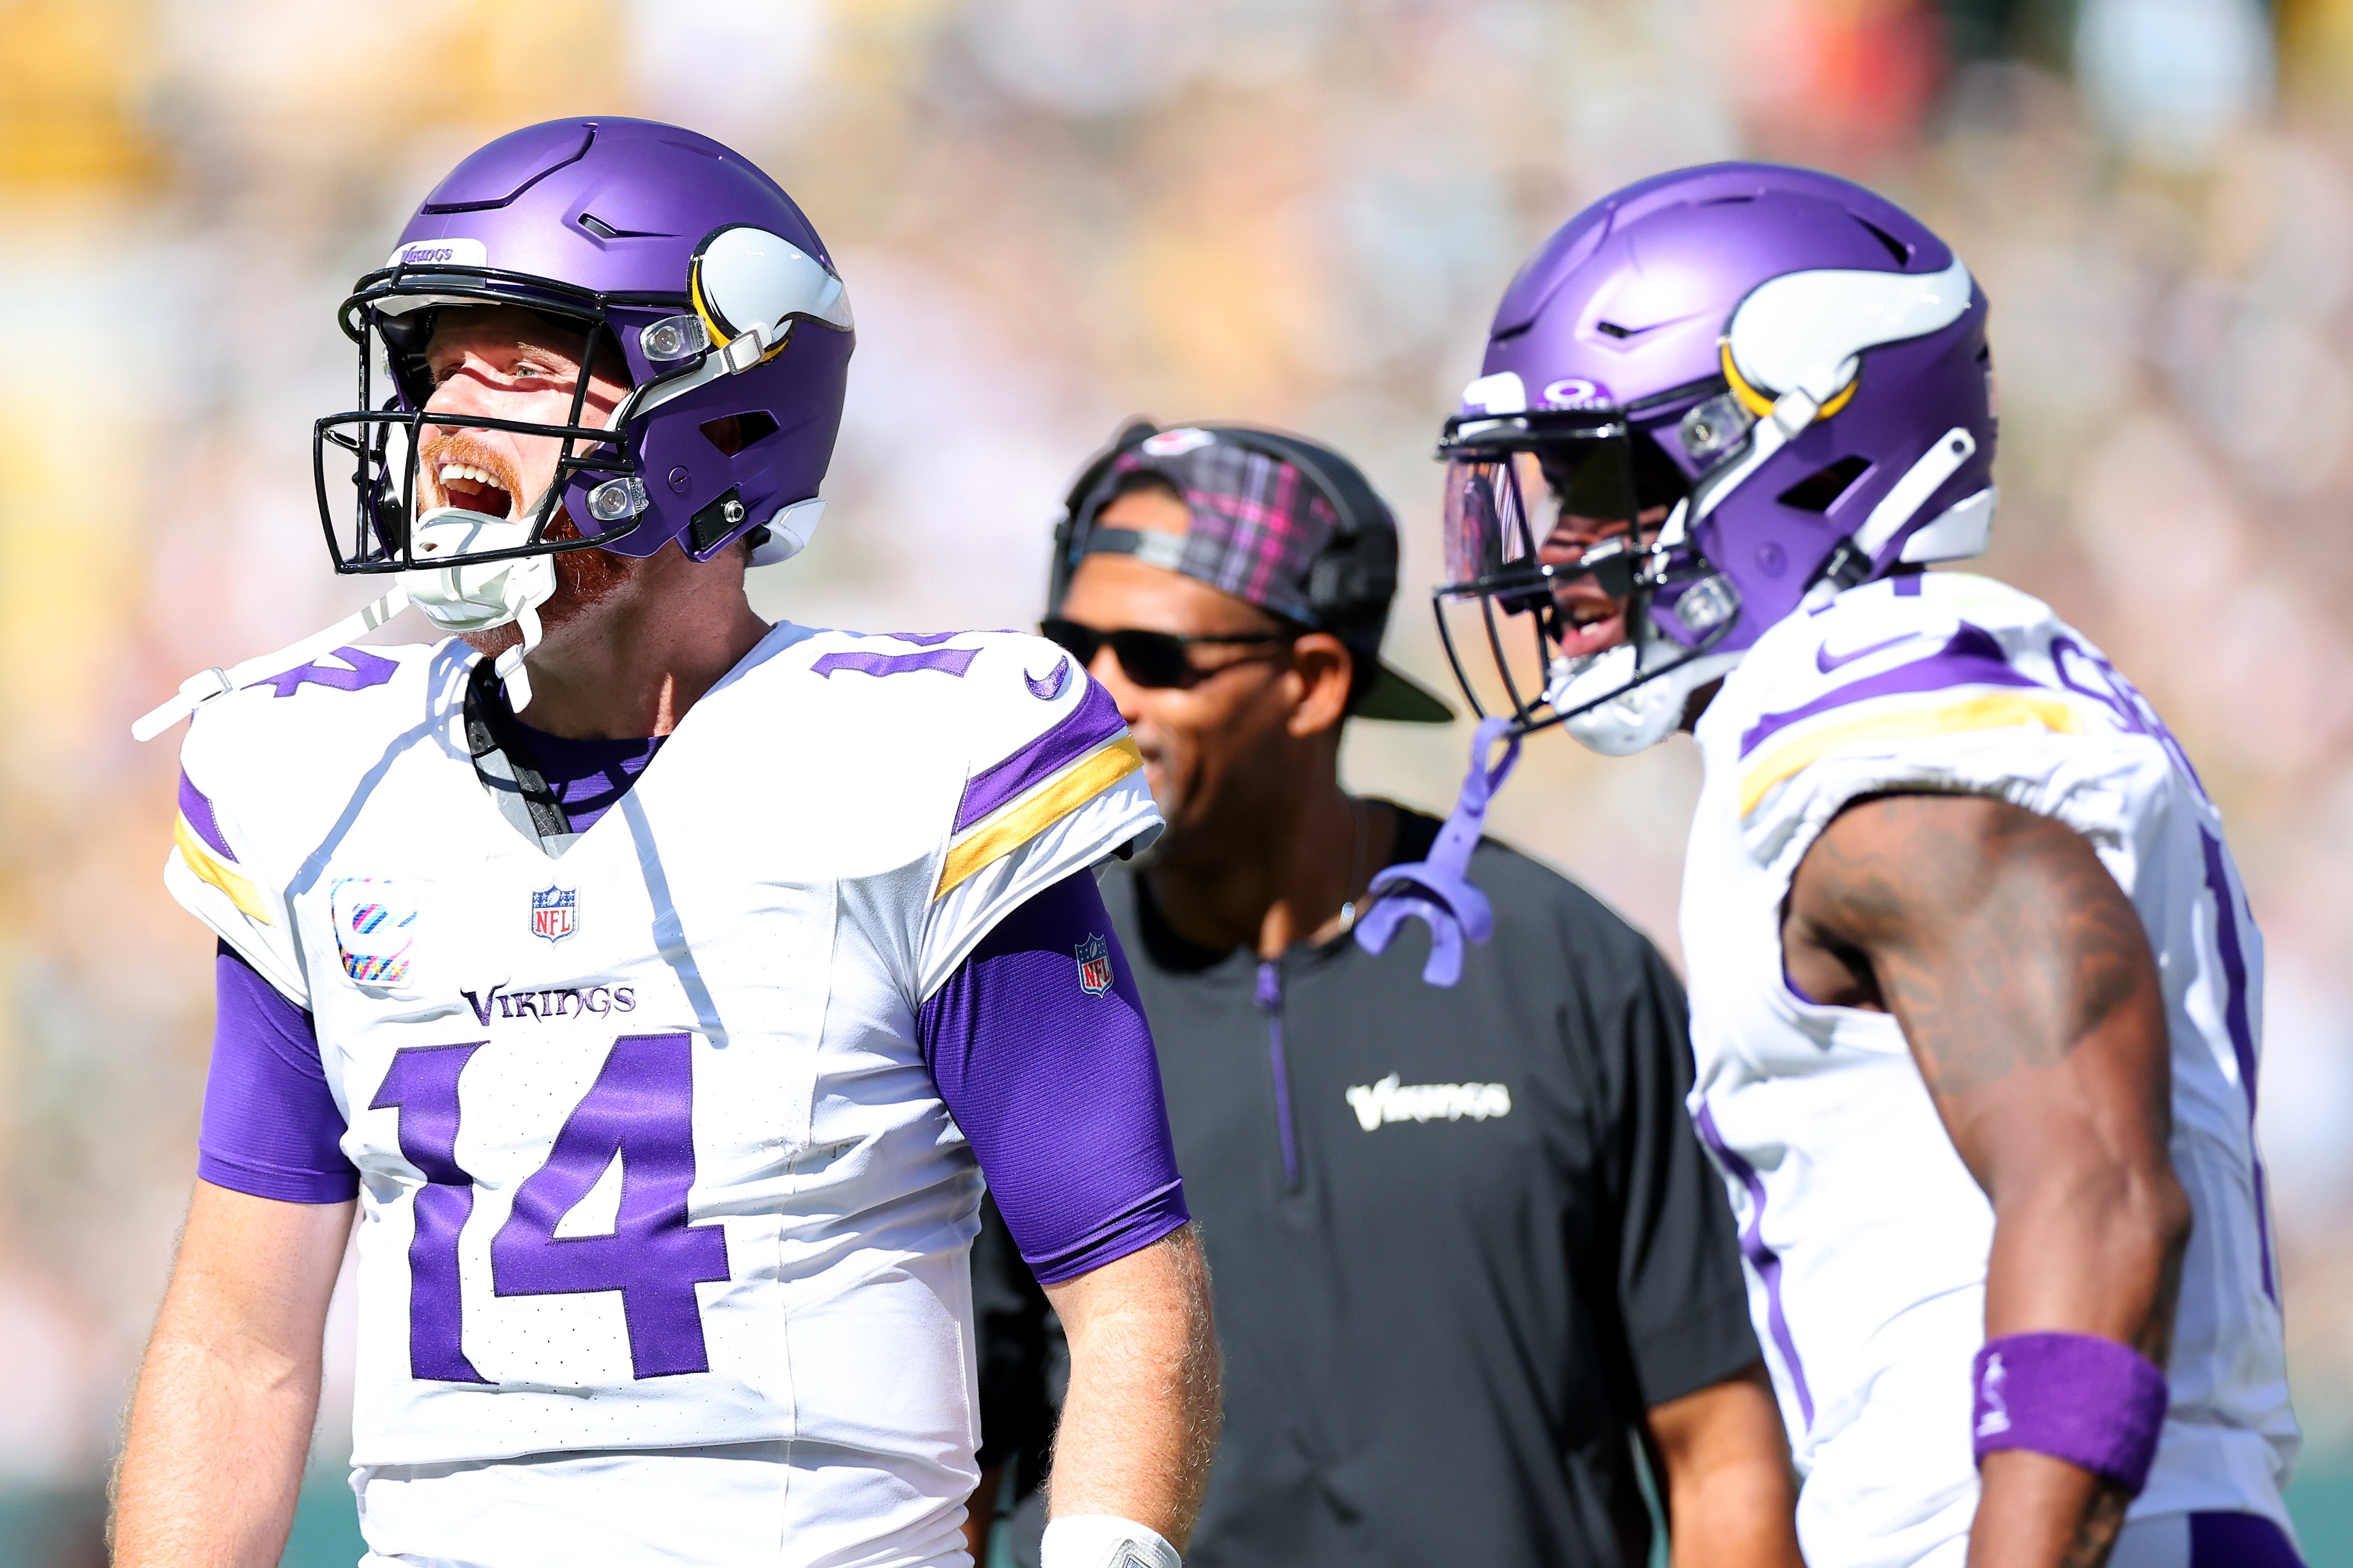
[702,411,777,454]
[420,122,594,213]
[1595,321,1634,339]
[1776,455,1872,512]
[578,211,670,242]
[1852,215,1911,265]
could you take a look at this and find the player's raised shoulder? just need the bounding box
[909,628,1152,993]
[170,640,444,1004]
[179,640,450,813]
[942,631,1137,841]
[1739,572,2035,689]
[784,625,1106,754]
[1724,573,2066,737]
[180,641,443,754]
[954,629,1107,740]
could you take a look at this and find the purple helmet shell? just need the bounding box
[317,117,853,571]
[1468,162,1994,663]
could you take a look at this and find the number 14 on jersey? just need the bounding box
[369,1032,731,1382]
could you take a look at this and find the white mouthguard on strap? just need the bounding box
[130,503,558,742]
[398,505,559,711]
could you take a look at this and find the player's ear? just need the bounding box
[1285,633,1353,741]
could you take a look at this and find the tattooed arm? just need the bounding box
[1783,792,2191,1568]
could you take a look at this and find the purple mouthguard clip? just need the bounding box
[1355,717,1521,987]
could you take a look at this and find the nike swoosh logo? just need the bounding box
[1816,632,1920,674]
[1025,658,1071,700]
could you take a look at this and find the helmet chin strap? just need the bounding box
[491,604,543,713]
[130,583,415,742]
[130,501,561,742]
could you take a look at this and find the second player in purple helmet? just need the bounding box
[114,120,1218,1568]
[1377,164,2302,1566]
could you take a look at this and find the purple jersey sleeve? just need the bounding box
[199,942,360,1203]
[919,873,1189,1284]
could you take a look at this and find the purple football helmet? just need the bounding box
[1436,161,1995,753]
[314,117,854,576]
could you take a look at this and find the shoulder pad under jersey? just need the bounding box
[168,642,459,1002]
[1712,574,2177,876]
[782,627,1157,998]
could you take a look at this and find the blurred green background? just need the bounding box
[2,0,2349,1560]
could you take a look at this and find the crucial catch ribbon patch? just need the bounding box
[331,877,419,986]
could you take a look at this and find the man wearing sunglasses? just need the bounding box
[968,423,1802,1568]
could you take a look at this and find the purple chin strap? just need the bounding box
[1355,717,1521,987]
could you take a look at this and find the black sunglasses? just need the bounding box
[1040,617,1291,689]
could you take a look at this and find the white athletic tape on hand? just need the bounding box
[1040,1515,1181,1568]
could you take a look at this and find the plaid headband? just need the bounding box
[1081,434,1340,624]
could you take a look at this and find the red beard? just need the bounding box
[459,511,641,658]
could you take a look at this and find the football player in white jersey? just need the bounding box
[1372,163,2303,1567]
[114,119,1219,1568]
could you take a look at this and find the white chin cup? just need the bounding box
[400,506,560,635]
[1548,643,1740,756]
[1039,1516,1181,1568]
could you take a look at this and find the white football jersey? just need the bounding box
[1682,573,2295,1564]
[165,623,1157,1504]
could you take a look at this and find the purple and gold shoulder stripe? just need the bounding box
[1736,624,2081,818]
[173,770,273,924]
[937,680,1142,898]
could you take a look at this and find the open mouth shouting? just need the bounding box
[1552,595,1627,660]
[437,461,514,520]
[1539,517,1653,661]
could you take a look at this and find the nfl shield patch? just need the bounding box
[1075,933,1112,997]
[531,886,577,943]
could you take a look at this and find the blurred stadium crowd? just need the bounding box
[2,0,2349,1555]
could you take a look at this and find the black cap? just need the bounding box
[1051,421,1454,724]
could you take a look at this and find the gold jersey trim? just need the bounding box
[936,737,1144,899]
[1739,690,2083,818]
[173,814,274,925]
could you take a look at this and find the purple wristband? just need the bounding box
[1972,1332,2169,1494]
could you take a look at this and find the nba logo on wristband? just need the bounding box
[1971,1331,2170,1495]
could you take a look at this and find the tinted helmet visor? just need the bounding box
[1432,411,1718,733]
[1438,422,1687,606]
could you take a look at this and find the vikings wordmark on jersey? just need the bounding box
[1682,572,2296,1556]
[164,624,1156,1483]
